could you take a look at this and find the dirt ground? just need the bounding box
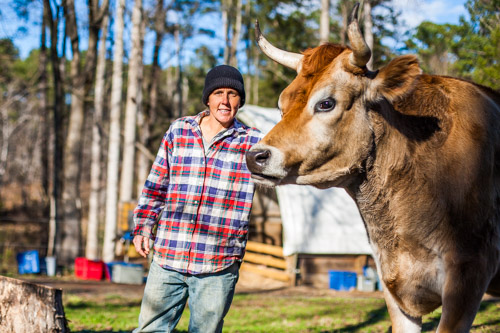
[19,269,385,302]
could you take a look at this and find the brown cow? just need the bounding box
[246,4,500,333]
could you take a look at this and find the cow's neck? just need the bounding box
[349,107,450,271]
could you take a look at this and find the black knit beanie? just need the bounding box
[202,65,245,106]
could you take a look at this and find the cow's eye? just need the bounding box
[314,98,336,112]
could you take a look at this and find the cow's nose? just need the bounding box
[246,149,271,172]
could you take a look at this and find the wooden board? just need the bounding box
[240,262,290,282]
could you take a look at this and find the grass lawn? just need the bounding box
[64,293,500,332]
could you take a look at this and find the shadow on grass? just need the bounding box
[71,331,132,333]
[422,298,500,332]
[421,315,440,332]
[319,304,390,333]
[70,329,188,333]
[66,300,142,309]
[471,299,500,330]
[236,286,290,296]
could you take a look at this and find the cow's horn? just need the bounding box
[255,20,303,72]
[347,3,371,68]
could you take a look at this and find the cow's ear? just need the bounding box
[368,55,422,103]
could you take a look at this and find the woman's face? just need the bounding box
[207,88,241,128]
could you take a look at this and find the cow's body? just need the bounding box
[246,5,500,332]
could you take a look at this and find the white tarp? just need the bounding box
[238,105,372,256]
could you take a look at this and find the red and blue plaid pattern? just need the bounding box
[133,111,262,274]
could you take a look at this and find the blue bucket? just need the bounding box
[17,250,40,274]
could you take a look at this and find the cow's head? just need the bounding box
[246,3,422,189]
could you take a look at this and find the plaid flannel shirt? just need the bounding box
[133,111,262,274]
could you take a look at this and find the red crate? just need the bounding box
[75,257,104,280]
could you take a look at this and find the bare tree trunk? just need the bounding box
[320,0,330,44]
[182,76,189,107]
[134,18,146,199]
[244,0,252,103]
[136,115,151,198]
[229,0,242,67]
[60,0,84,265]
[221,0,230,64]
[103,0,126,263]
[363,0,374,69]
[252,48,259,105]
[166,66,174,102]
[44,0,65,258]
[0,102,11,186]
[0,88,32,193]
[174,26,183,118]
[120,0,144,204]
[59,0,110,265]
[148,0,167,118]
[139,0,164,197]
[40,11,50,202]
[86,12,109,260]
[340,1,348,44]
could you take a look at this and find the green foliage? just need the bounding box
[454,0,500,89]
[406,0,500,89]
[185,45,218,115]
[405,22,462,75]
[369,0,405,68]
[0,39,20,85]
[251,0,403,107]
[252,1,319,107]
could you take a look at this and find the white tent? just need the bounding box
[238,105,372,256]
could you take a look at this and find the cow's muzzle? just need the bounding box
[246,149,271,173]
[245,148,282,186]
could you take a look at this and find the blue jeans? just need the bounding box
[134,260,240,333]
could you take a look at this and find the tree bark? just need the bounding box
[139,0,162,197]
[174,26,183,118]
[120,0,144,204]
[320,0,330,44]
[86,12,109,260]
[252,48,259,105]
[0,276,68,332]
[363,0,374,69]
[40,9,50,202]
[103,0,126,263]
[59,0,110,265]
[244,0,252,103]
[229,0,242,67]
[60,0,84,265]
[222,0,230,64]
[340,1,348,44]
[43,0,65,258]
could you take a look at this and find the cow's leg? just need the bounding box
[436,267,486,333]
[382,284,422,333]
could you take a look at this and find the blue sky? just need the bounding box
[0,0,469,61]
[393,0,468,28]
